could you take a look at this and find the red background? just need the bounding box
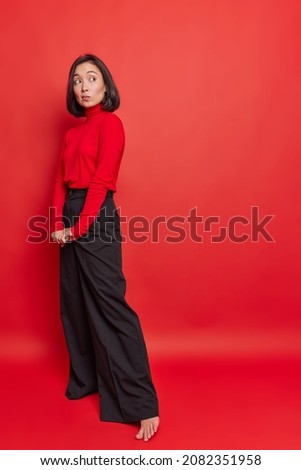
[0,0,300,449]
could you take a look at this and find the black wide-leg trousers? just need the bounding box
[59,188,159,422]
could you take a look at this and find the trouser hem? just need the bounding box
[65,390,98,400]
[100,414,159,424]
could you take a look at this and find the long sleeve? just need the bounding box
[70,114,125,239]
[49,133,67,233]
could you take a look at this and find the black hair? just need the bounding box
[66,53,120,117]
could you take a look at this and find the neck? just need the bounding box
[84,102,105,120]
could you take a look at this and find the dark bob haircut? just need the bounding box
[66,53,120,117]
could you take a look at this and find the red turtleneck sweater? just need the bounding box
[50,103,125,239]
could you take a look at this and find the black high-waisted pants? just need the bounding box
[59,188,159,422]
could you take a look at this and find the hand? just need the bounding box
[51,228,75,247]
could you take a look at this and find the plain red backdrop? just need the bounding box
[0,0,300,449]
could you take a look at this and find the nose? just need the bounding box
[81,80,89,92]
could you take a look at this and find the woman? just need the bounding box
[50,53,159,442]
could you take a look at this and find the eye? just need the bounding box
[73,79,81,85]
[89,76,96,82]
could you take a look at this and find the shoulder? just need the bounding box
[101,111,124,127]
[63,122,83,140]
[99,112,125,136]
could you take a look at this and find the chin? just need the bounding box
[84,102,98,107]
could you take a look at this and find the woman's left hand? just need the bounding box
[51,228,75,247]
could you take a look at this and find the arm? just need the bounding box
[50,133,67,234]
[70,114,125,239]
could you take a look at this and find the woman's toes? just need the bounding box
[135,428,144,440]
[136,417,159,441]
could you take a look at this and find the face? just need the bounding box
[72,61,106,108]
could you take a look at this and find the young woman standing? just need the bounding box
[50,53,159,442]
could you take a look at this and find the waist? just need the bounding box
[67,187,114,198]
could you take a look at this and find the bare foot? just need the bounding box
[135,416,160,442]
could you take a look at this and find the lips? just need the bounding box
[82,96,90,100]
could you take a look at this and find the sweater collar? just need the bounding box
[84,102,105,120]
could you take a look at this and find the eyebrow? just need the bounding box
[73,71,98,78]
